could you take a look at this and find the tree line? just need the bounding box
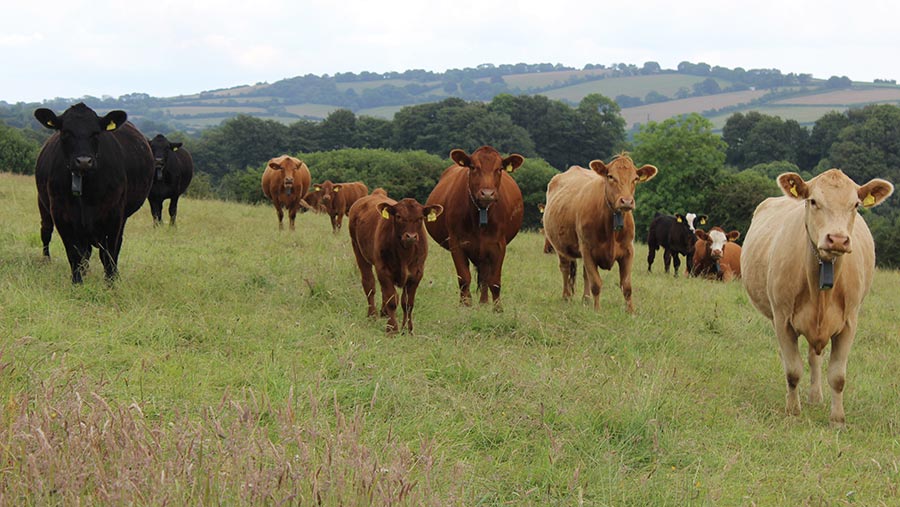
[2,96,899,266]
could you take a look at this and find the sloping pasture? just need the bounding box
[2,172,899,504]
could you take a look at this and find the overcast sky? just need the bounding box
[2,0,897,103]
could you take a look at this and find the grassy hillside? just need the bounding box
[3,172,900,504]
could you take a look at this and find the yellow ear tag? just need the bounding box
[506,164,513,172]
[47,120,54,127]
[700,218,707,225]
[790,185,798,197]
[172,147,179,152]
[106,121,117,131]
[334,188,340,193]
[314,186,320,192]
[381,208,390,219]
[863,193,876,207]
[427,210,437,222]
[676,217,682,223]
[458,161,465,166]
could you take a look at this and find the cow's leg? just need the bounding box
[149,197,163,226]
[351,245,377,318]
[38,198,53,259]
[828,322,857,426]
[377,270,399,334]
[646,243,657,272]
[558,255,576,300]
[449,242,473,306]
[288,202,298,231]
[580,247,603,311]
[274,203,285,230]
[99,218,125,283]
[330,213,339,233]
[62,239,90,284]
[672,253,682,278]
[663,250,672,274]
[401,278,420,333]
[686,253,694,276]
[774,318,803,416]
[808,343,825,405]
[482,244,505,310]
[168,195,180,226]
[617,252,635,313]
[335,213,344,231]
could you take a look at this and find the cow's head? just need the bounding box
[313,180,339,207]
[695,227,740,260]
[269,156,306,196]
[684,212,708,232]
[778,169,894,262]
[34,102,127,172]
[376,199,443,248]
[148,134,183,180]
[590,153,657,212]
[450,146,524,209]
[673,213,699,253]
[779,170,894,262]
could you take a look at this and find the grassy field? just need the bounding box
[2,172,900,505]
[621,90,769,129]
[540,75,733,104]
[706,105,849,129]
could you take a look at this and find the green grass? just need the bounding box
[3,172,900,504]
[540,75,733,103]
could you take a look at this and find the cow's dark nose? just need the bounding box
[74,156,93,170]
[825,233,851,252]
[402,232,418,245]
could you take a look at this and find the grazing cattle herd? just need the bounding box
[30,104,897,425]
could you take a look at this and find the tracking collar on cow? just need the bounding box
[807,235,834,290]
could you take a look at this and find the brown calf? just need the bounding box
[314,180,369,232]
[348,192,443,333]
[692,227,742,281]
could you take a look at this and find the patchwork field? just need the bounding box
[621,90,769,129]
[3,172,900,504]
[774,88,900,106]
[540,74,734,104]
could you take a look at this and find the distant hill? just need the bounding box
[3,62,899,133]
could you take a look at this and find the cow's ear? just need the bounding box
[333,184,342,193]
[727,230,741,242]
[268,161,282,170]
[313,184,322,192]
[376,202,394,219]
[100,110,127,132]
[423,204,443,222]
[695,229,710,241]
[675,213,685,223]
[537,203,545,214]
[502,154,525,173]
[170,142,183,152]
[858,178,894,208]
[588,159,608,176]
[636,164,658,183]
[34,108,60,130]
[697,214,708,225]
[777,172,808,200]
[450,149,471,168]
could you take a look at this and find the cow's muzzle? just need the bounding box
[819,234,851,259]
[72,156,95,171]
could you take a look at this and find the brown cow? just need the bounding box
[348,191,443,333]
[313,180,369,232]
[691,227,742,281]
[742,169,893,425]
[542,154,658,313]
[261,155,311,230]
[425,146,525,308]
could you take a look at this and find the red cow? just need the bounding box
[542,154,658,313]
[425,146,525,308]
[313,180,369,232]
[348,191,443,333]
[261,155,311,230]
[691,227,742,281]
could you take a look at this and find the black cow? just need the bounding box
[147,134,194,226]
[646,212,708,276]
[34,103,154,284]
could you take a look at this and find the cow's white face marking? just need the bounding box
[685,212,697,232]
[708,229,728,258]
